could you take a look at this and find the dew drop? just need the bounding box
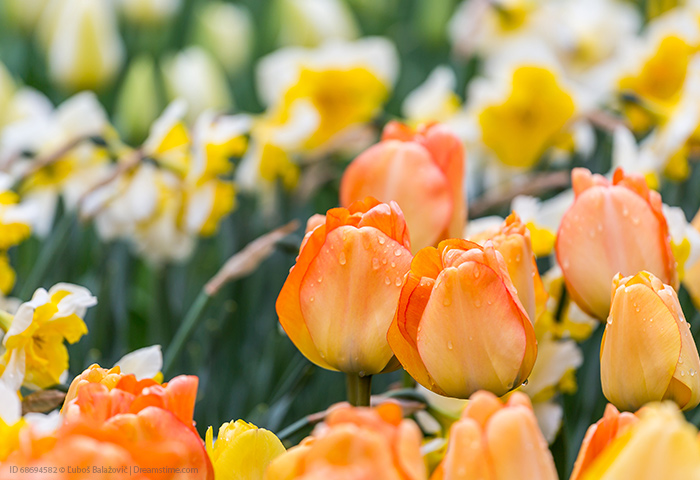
[474,299,482,307]
[382,258,388,265]
[309,297,315,302]
[378,237,385,245]
[317,276,323,283]
[622,206,629,217]
[391,261,396,268]
[372,258,380,270]
[522,379,529,386]
[394,249,403,257]
[474,270,481,279]
[339,252,347,265]
[632,216,640,226]
[562,259,570,269]
[607,317,613,325]
[679,357,684,364]
[443,296,452,307]
[515,254,521,262]
[385,276,391,285]
[447,341,453,350]
[691,369,697,377]
[681,371,686,377]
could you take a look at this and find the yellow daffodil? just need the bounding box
[0,283,96,390]
[0,191,32,251]
[205,420,285,480]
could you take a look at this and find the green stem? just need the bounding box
[346,374,372,407]
[162,290,211,375]
[19,214,74,300]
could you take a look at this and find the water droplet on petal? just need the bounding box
[385,276,391,285]
[378,236,385,245]
[394,249,402,257]
[372,258,380,270]
[522,379,529,386]
[443,296,452,307]
[317,276,323,283]
[607,317,613,325]
[309,297,315,302]
[391,261,396,268]
[681,371,686,377]
[382,258,388,265]
[622,206,629,217]
[447,341,453,350]
[474,270,480,279]
[395,277,402,287]
[339,251,347,265]
[474,299,482,307]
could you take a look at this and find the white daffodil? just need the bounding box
[402,66,462,125]
[162,47,233,122]
[193,2,254,76]
[114,345,163,380]
[0,283,96,391]
[44,0,124,91]
[277,0,359,47]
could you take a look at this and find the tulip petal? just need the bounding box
[601,283,680,410]
[340,141,453,252]
[276,225,335,370]
[417,262,532,398]
[440,418,493,480]
[300,226,411,374]
[485,406,558,480]
[210,427,285,480]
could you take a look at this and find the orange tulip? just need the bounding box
[276,197,412,375]
[469,212,548,323]
[63,366,199,432]
[556,168,677,319]
[431,391,557,480]
[340,121,465,253]
[387,239,537,398]
[3,406,214,480]
[265,401,427,480]
[600,271,700,411]
[570,404,638,480]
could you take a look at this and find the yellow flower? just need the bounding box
[0,252,16,295]
[0,381,24,461]
[259,143,300,190]
[0,192,32,251]
[479,66,576,168]
[205,420,285,480]
[0,283,96,389]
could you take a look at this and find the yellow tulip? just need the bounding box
[601,271,700,411]
[206,420,285,480]
[574,402,700,479]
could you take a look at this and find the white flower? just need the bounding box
[115,345,162,380]
[402,66,460,124]
[193,2,254,76]
[277,0,359,47]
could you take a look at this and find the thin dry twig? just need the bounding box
[469,170,571,218]
[205,220,301,296]
[580,110,629,132]
[7,135,90,179]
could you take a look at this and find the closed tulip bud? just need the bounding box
[572,402,700,479]
[206,420,285,480]
[469,213,547,323]
[601,271,700,411]
[556,168,677,319]
[265,402,427,480]
[118,0,181,25]
[340,121,466,253]
[162,47,233,121]
[277,0,359,47]
[387,239,537,398]
[46,0,124,91]
[432,391,557,480]
[570,404,638,480]
[276,197,412,375]
[114,55,160,143]
[193,2,254,76]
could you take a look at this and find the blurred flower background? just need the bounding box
[4,0,700,477]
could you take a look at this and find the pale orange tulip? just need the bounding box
[431,391,557,480]
[601,271,700,411]
[470,212,548,323]
[340,121,465,253]
[265,402,427,480]
[276,197,412,375]
[556,168,677,319]
[387,239,537,398]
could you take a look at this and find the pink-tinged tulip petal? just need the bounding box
[277,198,412,374]
[556,168,677,319]
[341,122,465,253]
[433,391,557,480]
[601,272,700,411]
[388,240,537,399]
[570,404,638,480]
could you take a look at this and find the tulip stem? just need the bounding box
[346,374,372,407]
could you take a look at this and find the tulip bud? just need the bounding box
[469,213,547,323]
[277,0,359,47]
[46,0,124,91]
[205,420,285,480]
[118,0,181,25]
[276,197,412,375]
[387,239,537,398]
[570,404,638,480]
[4,0,48,31]
[556,168,677,319]
[114,55,160,143]
[433,391,557,480]
[572,402,700,479]
[340,121,466,253]
[601,271,700,411]
[266,402,427,480]
[193,2,254,76]
[162,47,233,121]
